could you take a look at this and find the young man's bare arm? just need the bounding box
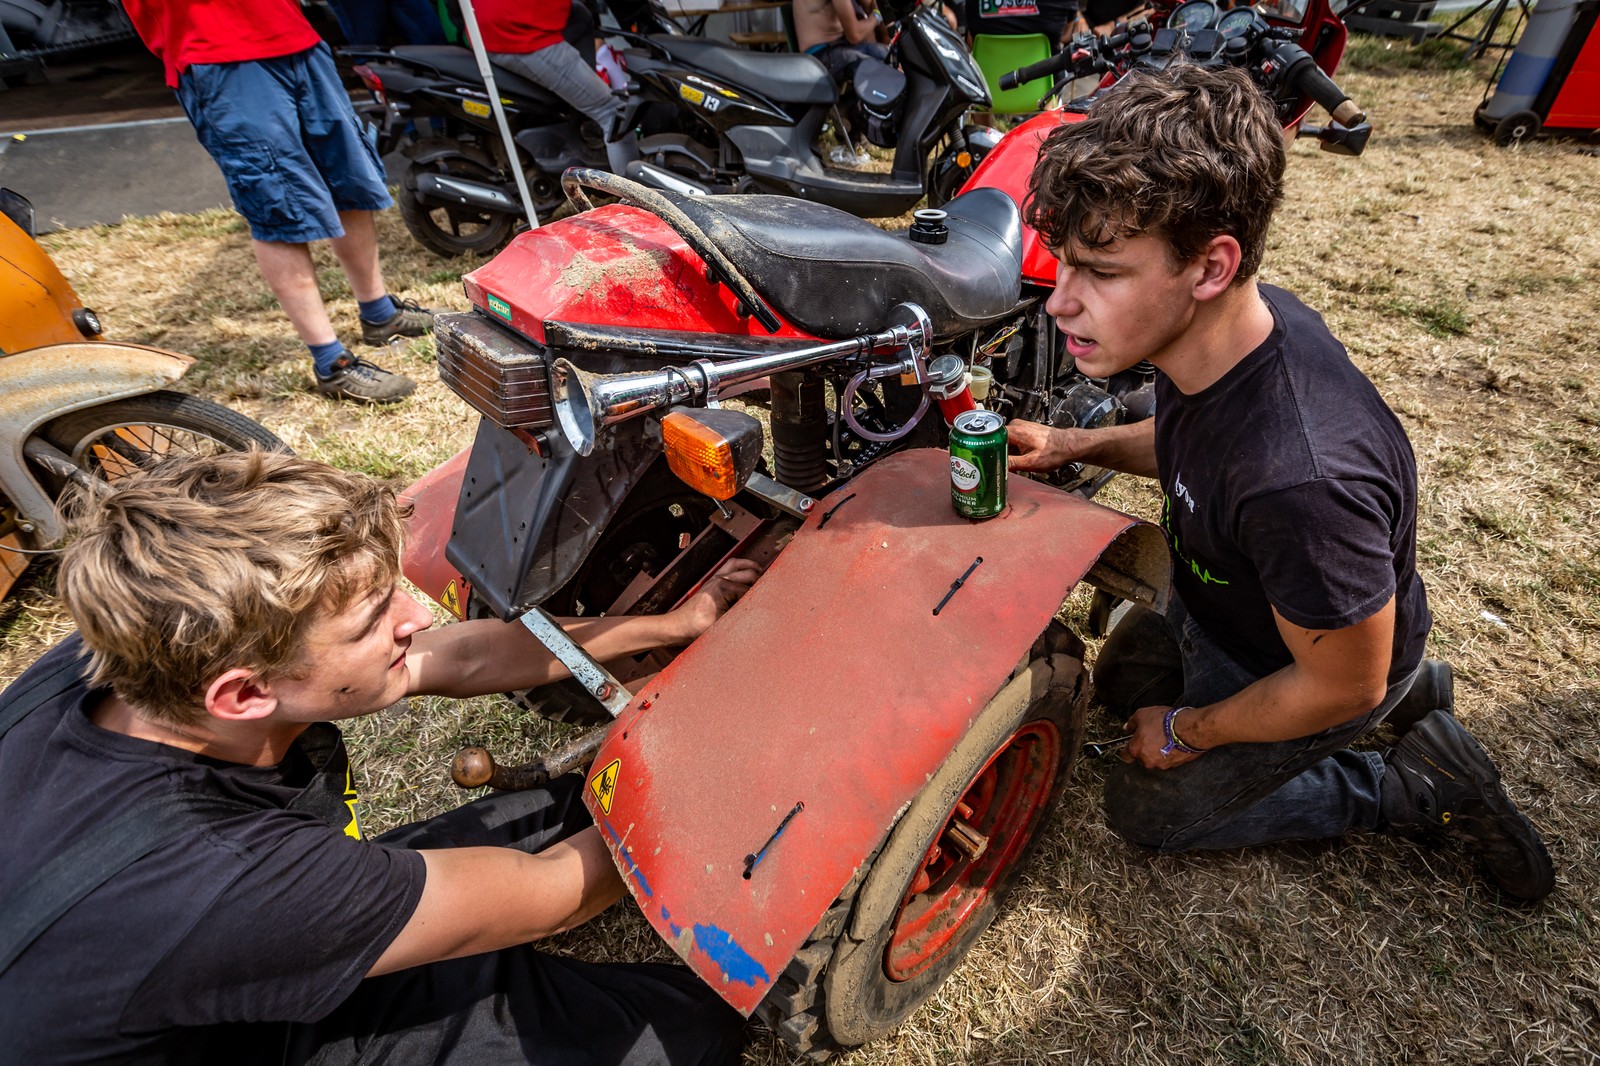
[1007,418,1158,478]
[1121,597,1396,770]
[832,0,879,44]
[367,826,624,977]
[404,558,760,699]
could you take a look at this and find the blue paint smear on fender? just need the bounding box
[597,816,653,898]
[692,923,770,987]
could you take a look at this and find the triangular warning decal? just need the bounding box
[440,580,462,619]
[589,758,621,815]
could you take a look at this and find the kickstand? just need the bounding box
[829,105,864,164]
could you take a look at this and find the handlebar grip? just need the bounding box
[999,51,1074,91]
[1274,42,1367,126]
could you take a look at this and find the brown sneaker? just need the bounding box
[1380,710,1555,903]
[360,296,434,346]
[315,352,416,404]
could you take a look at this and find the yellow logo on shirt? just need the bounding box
[343,765,362,840]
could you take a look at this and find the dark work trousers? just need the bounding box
[1094,597,1421,852]
[289,775,746,1066]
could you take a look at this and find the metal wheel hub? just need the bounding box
[883,719,1062,981]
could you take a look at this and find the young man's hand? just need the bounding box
[1007,420,1083,473]
[662,557,762,645]
[1120,704,1204,771]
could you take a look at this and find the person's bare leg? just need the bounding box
[329,209,385,303]
[252,239,337,346]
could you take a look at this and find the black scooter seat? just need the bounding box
[387,45,566,110]
[666,187,1024,339]
[644,35,836,106]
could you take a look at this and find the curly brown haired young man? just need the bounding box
[1008,64,1554,903]
[0,450,758,1064]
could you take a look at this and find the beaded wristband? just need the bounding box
[1159,705,1208,756]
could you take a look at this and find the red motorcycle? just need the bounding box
[400,0,1369,1054]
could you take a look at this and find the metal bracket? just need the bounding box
[518,607,633,717]
[745,472,815,519]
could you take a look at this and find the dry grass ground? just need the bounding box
[3,31,1597,1066]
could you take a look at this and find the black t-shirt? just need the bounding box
[0,636,425,1065]
[1153,285,1431,685]
[966,0,1077,41]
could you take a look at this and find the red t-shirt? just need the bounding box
[470,0,572,53]
[119,0,323,87]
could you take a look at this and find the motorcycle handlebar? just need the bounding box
[999,50,1076,91]
[1269,41,1367,127]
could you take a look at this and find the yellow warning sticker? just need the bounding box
[590,758,621,815]
[440,579,462,619]
[462,99,490,118]
[679,84,705,106]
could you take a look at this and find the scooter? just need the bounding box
[614,0,999,214]
[342,19,630,258]
[397,0,1367,1054]
[0,189,285,600]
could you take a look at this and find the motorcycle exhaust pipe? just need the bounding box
[413,173,524,216]
[552,303,934,456]
[624,160,710,199]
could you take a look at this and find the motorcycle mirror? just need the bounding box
[661,407,764,501]
[0,189,36,238]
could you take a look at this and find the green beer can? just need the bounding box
[949,410,1007,519]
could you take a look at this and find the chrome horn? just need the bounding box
[552,303,934,456]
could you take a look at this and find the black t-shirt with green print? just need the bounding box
[1152,285,1431,686]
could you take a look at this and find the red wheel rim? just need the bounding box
[883,719,1062,982]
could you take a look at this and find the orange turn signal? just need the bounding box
[661,407,763,500]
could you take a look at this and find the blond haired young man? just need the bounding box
[1009,64,1553,903]
[0,451,757,1064]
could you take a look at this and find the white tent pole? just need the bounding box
[456,0,540,229]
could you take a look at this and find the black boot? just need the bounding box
[1380,710,1554,903]
[1384,659,1454,733]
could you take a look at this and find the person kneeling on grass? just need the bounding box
[0,450,758,1065]
[1007,64,1555,904]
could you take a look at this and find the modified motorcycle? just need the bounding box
[398,0,1368,1055]
[0,189,285,601]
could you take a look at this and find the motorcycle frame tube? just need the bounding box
[0,342,192,544]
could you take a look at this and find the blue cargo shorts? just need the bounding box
[176,43,393,244]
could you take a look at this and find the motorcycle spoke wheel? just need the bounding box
[40,392,285,487]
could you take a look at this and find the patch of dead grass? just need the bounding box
[4,39,1599,1066]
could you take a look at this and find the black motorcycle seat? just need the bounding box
[387,45,566,110]
[666,187,1024,339]
[643,35,836,105]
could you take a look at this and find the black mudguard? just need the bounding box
[445,415,658,620]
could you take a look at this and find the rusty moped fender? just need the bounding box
[400,445,472,618]
[581,448,1168,1014]
[0,342,192,544]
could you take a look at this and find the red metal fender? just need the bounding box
[581,448,1168,1014]
[400,446,471,619]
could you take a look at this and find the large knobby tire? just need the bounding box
[40,392,286,483]
[758,621,1088,1057]
[398,154,519,259]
